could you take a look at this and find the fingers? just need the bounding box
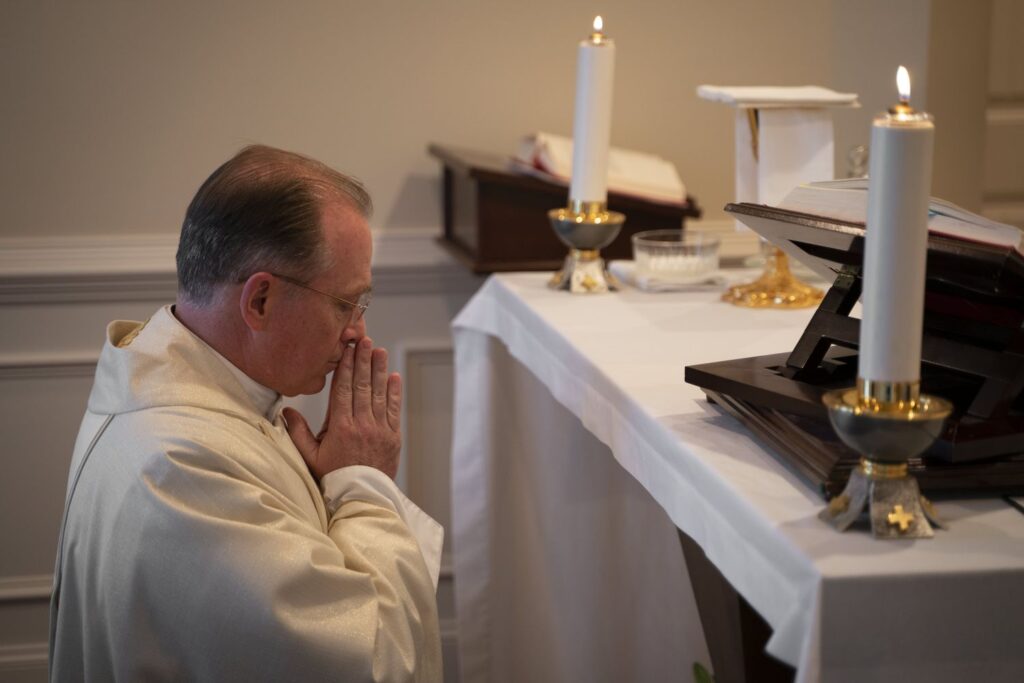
[352,337,373,417]
[371,348,388,421]
[282,407,317,465]
[330,342,356,422]
[387,372,402,433]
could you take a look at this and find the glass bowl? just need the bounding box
[632,229,721,283]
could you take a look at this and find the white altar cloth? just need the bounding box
[451,273,1024,683]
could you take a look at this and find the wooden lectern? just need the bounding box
[428,144,702,273]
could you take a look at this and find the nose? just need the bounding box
[340,314,367,345]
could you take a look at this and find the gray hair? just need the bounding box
[176,144,372,305]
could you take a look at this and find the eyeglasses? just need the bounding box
[271,273,371,324]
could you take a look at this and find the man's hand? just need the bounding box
[283,337,402,481]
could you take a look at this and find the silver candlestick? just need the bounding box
[547,200,625,294]
[820,379,953,539]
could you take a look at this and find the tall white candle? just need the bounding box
[569,16,615,207]
[859,66,935,385]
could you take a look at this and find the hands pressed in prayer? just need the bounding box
[284,337,402,480]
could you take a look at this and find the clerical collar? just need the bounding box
[168,305,281,421]
[214,347,283,421]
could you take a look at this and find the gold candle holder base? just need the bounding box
[547,202,626,294]
[820,383,953,539]
[721,246,823,309]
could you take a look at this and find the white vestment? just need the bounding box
[49,306,443,682]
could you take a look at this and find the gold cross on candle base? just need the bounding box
[887,504,915,532]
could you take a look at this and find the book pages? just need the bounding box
[515,132,686,205]
[778,180,1024,254]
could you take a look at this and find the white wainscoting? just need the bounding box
[398,343,461,682]
[0,228,481,681]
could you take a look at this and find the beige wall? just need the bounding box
[1,0,836,238]
[831,0,997,212]
[926,0,992,212]
[984,0,1024,227]
[2,1,1009,238]
[831,0,932,180]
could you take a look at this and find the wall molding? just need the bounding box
[0,234,179,305]
[370,230,483,297]
[0,353,99,378]
[987,104,1024,125]
[0,641,48,672]
[0,273,180,305]
[0,225,758,303]
[0,574,52,602]
[0,229,481,304]
[393,339,454,516]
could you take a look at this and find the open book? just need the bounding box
[778,178,1024,255]
[513,132,687,206]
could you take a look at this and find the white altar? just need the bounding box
[451,272,1024,683]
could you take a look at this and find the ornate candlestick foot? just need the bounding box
[548,249,621,293]
[820,383,953,539]
[721,246,823,308]
[822,459,945,538]
[547,201,625,294]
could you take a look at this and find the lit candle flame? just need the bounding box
[593,15,603,32]
[897,65,911,104]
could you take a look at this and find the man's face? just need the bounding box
[267,200,373,396]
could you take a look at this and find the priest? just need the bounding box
[49,145,443,682]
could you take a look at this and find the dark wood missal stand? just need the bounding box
[685,203,1024,499]
[428,144,702,273]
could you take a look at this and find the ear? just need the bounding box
[239,272,276,331]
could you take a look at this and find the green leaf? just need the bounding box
[692,661,715,683]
